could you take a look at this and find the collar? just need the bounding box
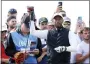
[56,26,63,31]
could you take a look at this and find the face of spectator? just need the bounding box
[7,18,17,28]
[63,21,71,30]
[54,16,63,28]
[82,30,89,40]
[39,22,48,30]
[1,31,7,40]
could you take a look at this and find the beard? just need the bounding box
[10,26,16,29]
[55,21,63,29]
[85,38,89,40]
[84,37,89,41]
[55,24,62,29]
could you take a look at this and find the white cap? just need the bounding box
[1,25,7,31]
[63,17,71,22]
[52,13,63,19]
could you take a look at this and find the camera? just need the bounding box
[57,2,63,12]
[27,6,35,21]
[77,16,82,25]
[27,6,34,12]
[58,2,62,6]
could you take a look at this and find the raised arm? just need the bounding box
[30,21,48,39]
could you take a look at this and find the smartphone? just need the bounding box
[58,2,62,6]
[27,6,35,21]
[58,2,63,11]
[77,16,82,25]
[78,16,82,21]
[30,41,36,52]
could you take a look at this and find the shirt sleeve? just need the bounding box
[5,33,19,57]
[35,38,42,58]
[66,31,79,52]
[76,44,82,54]
[76,34,82,44]
[30,21,48,39]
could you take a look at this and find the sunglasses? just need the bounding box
[63,22,71,25]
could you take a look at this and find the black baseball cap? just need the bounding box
[8,8,17,14]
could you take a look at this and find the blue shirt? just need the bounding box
[11,32,38,64]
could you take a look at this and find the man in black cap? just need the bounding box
[30,13,78,64]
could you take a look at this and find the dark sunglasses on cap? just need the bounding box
[63,22,71,25]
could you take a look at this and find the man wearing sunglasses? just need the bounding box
[63,17,71,30]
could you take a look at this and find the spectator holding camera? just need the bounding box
[55,2,66,17]
[5,13,42,64]
[75,16,86,34]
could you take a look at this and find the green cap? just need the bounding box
[39,17,48,24]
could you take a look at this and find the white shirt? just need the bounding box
[30,21,78,52]
[70,34,81,63]
[41,39,46,45]
[76,41,89,63]
[41,39,47,48]
[76,34,83,43]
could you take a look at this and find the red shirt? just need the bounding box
[1,43,9,59]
